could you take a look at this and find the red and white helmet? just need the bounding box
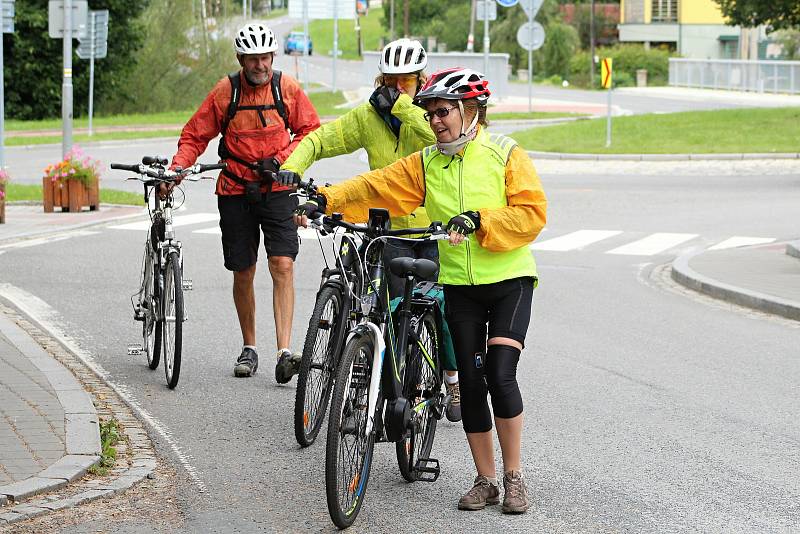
[234,22,278,55]
[414,68,491,105]
[379,38,427,74]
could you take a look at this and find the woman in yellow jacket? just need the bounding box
[293,68,547,514]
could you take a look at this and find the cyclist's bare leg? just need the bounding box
[268,255,294,351]
[233,265,257,346]
[466,431,496,478]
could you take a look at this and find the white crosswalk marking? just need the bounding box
[193,227,221,235]
[531,230,622,251]
[109,213,219,231]
[708,236,776,250]
[606,232,698,256]
[189,226,329,240]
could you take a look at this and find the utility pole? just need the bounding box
[483,1,490,76]
[467,0,477,52]
[403,0,409,38]
[390,0,395,40]
[590,0,595,87]
[62,0,74,157]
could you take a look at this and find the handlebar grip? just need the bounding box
[110,163,141,172]
[142,155,168,166]
[197,163,227,172]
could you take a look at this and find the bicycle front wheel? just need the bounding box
[162,251,183,389]
[396,311,442,482]
[325,334,376,529]
[295,285,345,447]
[142,246,162,370]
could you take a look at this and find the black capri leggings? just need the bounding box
[443,277,535,433]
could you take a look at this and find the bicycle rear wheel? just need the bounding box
[396,311,442,482]
[295,285,345,447]
[325,334,376,529]
[142,246,162,370]
[162,251,183,389]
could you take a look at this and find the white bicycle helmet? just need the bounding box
[234,22,278,55]
[379,38,427,74]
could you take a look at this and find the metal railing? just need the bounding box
[669,58,800,94]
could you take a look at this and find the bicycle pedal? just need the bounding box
[127,344,143,356]
[182,279,193,291]
[413,457,440,482]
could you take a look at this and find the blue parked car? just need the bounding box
[284,32,313,55]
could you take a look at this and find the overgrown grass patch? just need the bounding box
[88,418,121,477]
[511,107,800,154]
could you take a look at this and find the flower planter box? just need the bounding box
[42,177,99,213]
[0,182,5,224]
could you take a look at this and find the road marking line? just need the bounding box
[193,227,220,235]
[607,232,698,256]
[531,230,622,251]
[109,213,219,231]
[0,283,207,492]
[0,231,100,250]
[708,236,776,250]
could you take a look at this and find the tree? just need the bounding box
[713,0,800,30]
[3,0,149,120]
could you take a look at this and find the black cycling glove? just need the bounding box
[369,85,400,115]
[294,193,327,219]
[276,169,301,188]
[447,211,481,236]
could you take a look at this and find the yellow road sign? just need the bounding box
[601,58,613,89]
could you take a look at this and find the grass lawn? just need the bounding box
[5,183,144,205]
[490,111,589,121]
[5,110,193,131]
[511,107,800,154]
[296,7,387,60]
[309,90,350,116]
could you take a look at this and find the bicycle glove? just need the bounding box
[294,194,327,219]
[276,169,301,188]
[369,85,400,115]
[447,211,481,236]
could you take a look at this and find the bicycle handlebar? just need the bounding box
[309,214,448,240]
[110,160,227,183]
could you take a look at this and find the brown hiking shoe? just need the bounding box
[458,475,500,510]
[502,470,529,514]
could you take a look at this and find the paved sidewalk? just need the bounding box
[671,240,800,321]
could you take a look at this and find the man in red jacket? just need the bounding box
[171,22,320,382]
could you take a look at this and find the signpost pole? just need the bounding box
[302,0,309,92]
[88,11,95,137]
[332,0,338,92]
[62,0,74,157]
[606,86,611,147]
[0,3,5,170]
[483,1,489,76]
[527,0,533,113]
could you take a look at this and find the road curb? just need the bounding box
[671,249,800,322]
[786,241,800,260]
[0,304,159,526]
[527,150,800,161]
[0,313,101,505]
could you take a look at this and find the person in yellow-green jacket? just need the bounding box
[292,68,547,515]
[278,39,463,422]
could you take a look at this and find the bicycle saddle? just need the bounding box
[388,257,438,281]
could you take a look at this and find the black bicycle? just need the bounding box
[114,156,225,388]
[294,205,363,447]
[309,209,451,529]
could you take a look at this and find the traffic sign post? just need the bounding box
[76,10,108,136]
[601,58,613,147]
[514,0,545,114]
[477,1,496,78]
[0,0,13,170]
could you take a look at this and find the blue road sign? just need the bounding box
[496,0,519,6]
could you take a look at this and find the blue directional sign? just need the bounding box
[496,0,519,6]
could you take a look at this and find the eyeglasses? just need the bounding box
[384,74,418,90]
[424,106,457,121]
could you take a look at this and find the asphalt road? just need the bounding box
[1,139,798,531]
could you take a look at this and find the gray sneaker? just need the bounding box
[458,475,500,511]
[233,348,258,377]
[502,470,529,514]
[275,349,301,384]
[445,381,461,422]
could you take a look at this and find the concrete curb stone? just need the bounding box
[0,304,159,525]
[671,249,800,322]
[786,241,800,259]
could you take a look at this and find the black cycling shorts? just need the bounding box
[217,190,299,272]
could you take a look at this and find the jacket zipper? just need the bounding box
[457,148,475,285]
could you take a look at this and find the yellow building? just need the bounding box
[619,0,757,59]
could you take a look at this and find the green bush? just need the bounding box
[542,23,579,79]
[568,44,672,89]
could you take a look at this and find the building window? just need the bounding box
[652,0,678,23]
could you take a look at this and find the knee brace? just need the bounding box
[452,324,492,433]
[485,344,523,419]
